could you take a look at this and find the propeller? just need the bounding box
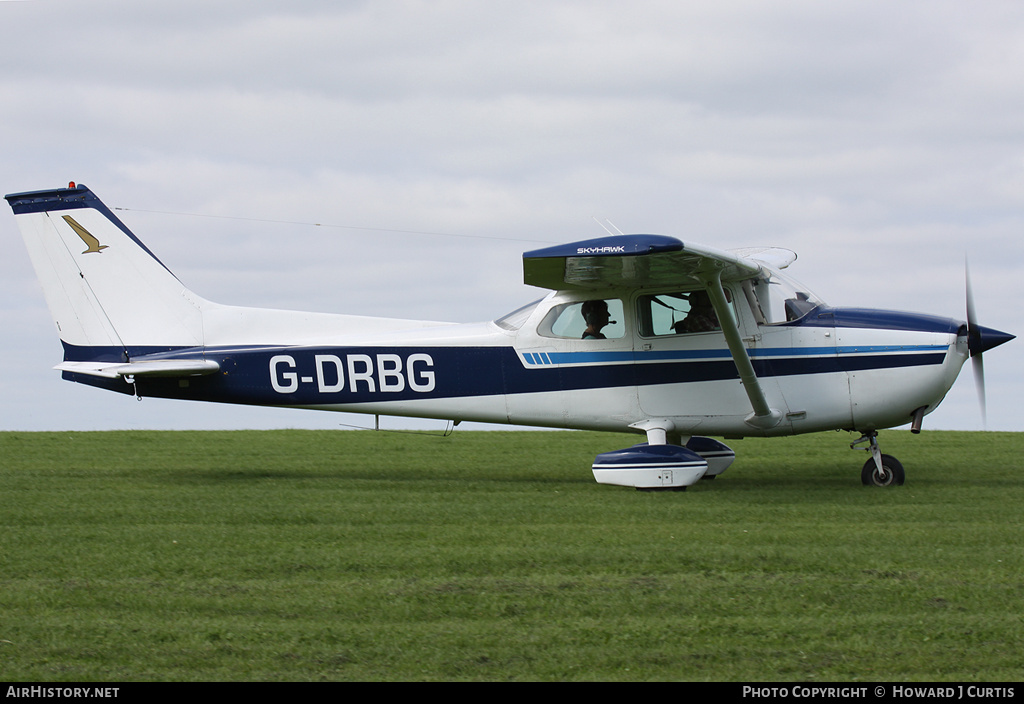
[965,258,1015,427]
[965,261,986,426]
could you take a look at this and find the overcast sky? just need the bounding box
[2,0,1021,435]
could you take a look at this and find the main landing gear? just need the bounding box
[851,431,905,487]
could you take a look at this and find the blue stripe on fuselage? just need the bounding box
[60,340,950,407]
[521,344,947,366]
[59,307,956,404]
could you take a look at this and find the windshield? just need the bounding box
[755,268,827,324]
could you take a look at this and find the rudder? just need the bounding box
[6,184,204,361]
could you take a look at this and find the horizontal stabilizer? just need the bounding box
[56,359,220,379]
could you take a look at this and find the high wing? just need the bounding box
[524,234,786,430]
[523,235,765,291]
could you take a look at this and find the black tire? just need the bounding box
[861,454,905,486]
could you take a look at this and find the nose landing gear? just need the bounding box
[851,431,905,486]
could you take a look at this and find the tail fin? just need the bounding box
[6,184,204,361]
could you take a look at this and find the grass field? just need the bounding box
[0,428,1021,682]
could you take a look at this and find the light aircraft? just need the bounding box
[6,183,1014,490]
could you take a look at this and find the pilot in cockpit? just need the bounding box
[673,290,720,334]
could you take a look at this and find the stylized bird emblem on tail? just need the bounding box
[62,215,108,254]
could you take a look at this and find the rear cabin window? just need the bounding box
[494,298,542,331]
[538,299,625,340]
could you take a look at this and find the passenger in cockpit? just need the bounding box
[581,299,611,339]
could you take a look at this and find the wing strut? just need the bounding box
[703,269,782,430]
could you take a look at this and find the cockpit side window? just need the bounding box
[637,290,733,337]
[538,299,625,340]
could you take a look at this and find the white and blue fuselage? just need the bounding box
[95,298,965,437]
[6,184,1012,488]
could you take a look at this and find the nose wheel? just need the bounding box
[860,453,905,486]
[852,432,905,486]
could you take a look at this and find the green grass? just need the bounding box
[0,429,1022,681]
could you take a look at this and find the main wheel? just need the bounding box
[861,454,905,486]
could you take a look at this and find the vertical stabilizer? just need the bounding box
[6,184,204,361]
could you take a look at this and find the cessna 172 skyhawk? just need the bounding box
[6,183,1014,490]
